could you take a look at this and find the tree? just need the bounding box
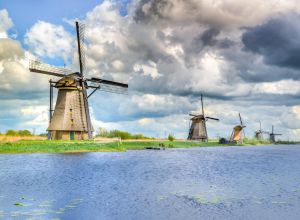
[97,127,109,137]
[6,130,18,136]
[168,134,175,141]
[18,130,32,136]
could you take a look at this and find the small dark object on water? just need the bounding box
[219,138,229,144]
[145,143,166,150]
[145,147,162,150]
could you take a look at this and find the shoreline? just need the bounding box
[0,139,294,154]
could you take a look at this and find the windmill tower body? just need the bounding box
[269,125,281,143]
[230,113,246,143]
[47,76,94,140]
[254,121,268,141]
[231,125,244,142]
[255,132,263,141]
[188,115,207,141]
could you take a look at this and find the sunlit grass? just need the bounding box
[0,135,46,142]
[0,137,296,154]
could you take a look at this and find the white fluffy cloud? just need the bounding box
[0,9,13,38]
[254,80,300,95]
[25,21,73,62]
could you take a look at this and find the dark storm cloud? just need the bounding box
[200,28,220,46]
[237,93,300,106]
[188,28,234,55]
[242,13,300,69]
[133,0,171,23]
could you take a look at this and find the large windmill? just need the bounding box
[269,125,282,143]
[230,113,246,143]
[29,21,128,140]
[187,94,219,141]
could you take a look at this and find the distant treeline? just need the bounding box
[96,127,152,140]
[0,130,33,136]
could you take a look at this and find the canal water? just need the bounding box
[0,145,300,220]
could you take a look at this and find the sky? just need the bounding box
[0,0,300,140]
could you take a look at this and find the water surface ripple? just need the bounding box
[1,145,300,219]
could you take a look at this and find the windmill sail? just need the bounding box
[29,60,72,77]
[75,21,93,139]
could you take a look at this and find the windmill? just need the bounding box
[187,94,219,141]
[254,121,268,141]
[269,125,282,143]
[29,21,128,140]
[229,113,246,143]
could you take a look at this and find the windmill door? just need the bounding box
[70,131,75,140]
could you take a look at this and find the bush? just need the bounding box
[5,130,32,136]
[18,130,32,136]
[168,134,175,141]
[96,128,150,140]
[108,130,131,140]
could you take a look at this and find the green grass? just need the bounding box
[0,140,224,154]
[239,138,273,146]
[0,140,124,154]
[0,138,295,154]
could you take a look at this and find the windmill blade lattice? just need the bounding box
[29,59,73,77]
[89,83,128,95]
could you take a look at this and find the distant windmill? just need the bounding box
[187,94,219,141]
[269,125,282,143]
[254,121,268,141]
[230,113,246,143]
[29,21,128,140]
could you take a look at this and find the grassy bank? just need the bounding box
[0,138,295,154]
[0,139,224,154]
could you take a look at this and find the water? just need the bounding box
[1,145,300,220]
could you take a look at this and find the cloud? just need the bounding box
[242,13,300,69]
[253,80,300,95]
[0,9,13,38]
[25,21,74,62]
[133,0,300,28]
[0,38,23,60]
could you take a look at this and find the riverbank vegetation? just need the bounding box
[96,127,152,140]
[0,129,296,154]
[0,139,221,154]
[0,137,295,154]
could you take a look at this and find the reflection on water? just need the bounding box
[1,145,300,219]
